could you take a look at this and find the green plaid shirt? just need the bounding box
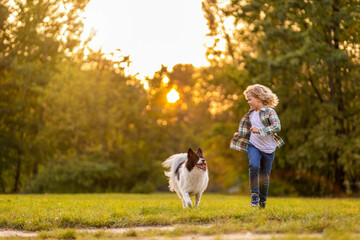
[230,106,284,152]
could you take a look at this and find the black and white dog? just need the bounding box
[162,148,208,208]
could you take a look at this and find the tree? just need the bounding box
[202,0,360,195]
[0,0,89,192]
[27,49,163,193]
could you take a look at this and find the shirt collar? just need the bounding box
[246,106,268,118]
[248,105,267,114]
[259,106,267,112]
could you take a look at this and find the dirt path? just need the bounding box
[0,226,325,239]
[0,230,37,238]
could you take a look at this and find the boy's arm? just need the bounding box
[259,109,281,136]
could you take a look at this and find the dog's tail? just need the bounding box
[162,153,187,191]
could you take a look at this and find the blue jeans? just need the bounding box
[247,143,275,202]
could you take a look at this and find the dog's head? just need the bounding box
[186,148,207,171]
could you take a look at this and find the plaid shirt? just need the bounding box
[230,106,284,152]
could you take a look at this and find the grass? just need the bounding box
[0,193,359,239]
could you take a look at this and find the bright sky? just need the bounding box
[82,0,210,78]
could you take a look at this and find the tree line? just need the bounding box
[0,0,359,195]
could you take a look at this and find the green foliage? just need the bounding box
[26,52,165,193]
[203,123,248,192]
[1,0,359,196]
[0,0,89,193]
[26,157,123,193]
[202,0,360,195]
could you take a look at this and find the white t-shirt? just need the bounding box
[249,111,277,154]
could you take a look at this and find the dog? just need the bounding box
[162,148,208,208]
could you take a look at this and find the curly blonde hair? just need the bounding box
[243,84,279,108]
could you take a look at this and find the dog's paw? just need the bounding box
[186,201,193,208]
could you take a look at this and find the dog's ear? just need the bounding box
[186,148,198,171]
[188,148,195,156]
[188,148,197,161]
[196,148,204,158]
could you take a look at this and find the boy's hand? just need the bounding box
[233,132,239,138]
[250,127,260,134]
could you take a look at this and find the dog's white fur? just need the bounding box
[162,148,209,208]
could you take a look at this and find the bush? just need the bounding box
[25,156,158,193]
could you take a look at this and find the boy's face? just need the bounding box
[246,94,263,111]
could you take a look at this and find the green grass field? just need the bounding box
[0,193,359,239]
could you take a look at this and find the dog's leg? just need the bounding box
[181,198,187,208]
[175,191,186,208]
[195,193,202,207]
[182,192,193,208]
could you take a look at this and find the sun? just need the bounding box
[167,88,180,103]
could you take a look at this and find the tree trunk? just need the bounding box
[33,161,39,177]
[333,152,346,194]
[13,157,21,193]
[326,0,346,195]
[0,179,5,193]
[350,177,360,193]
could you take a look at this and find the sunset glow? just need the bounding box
[162,76,170,87]
[167,89,180,103]
[82,0,210,78]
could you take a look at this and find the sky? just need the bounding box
[82,0,210,78]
